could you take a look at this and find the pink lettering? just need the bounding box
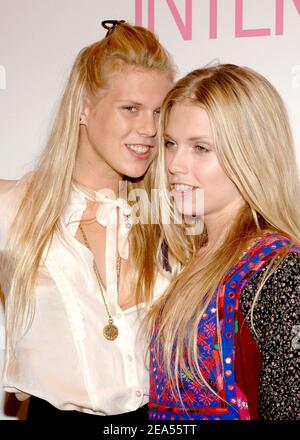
[135,0,192,38]
[135,0,143,26]
[166,0,193,40]
[135,0,300,40]
[293,0,300,14]
[275,0,284,35]
[210,0,218,39]
[148,0,155,31]
[235,0,271,37]
[276,0,300,35]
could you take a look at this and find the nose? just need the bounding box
[137,112,157,137]
[167,148,189,175]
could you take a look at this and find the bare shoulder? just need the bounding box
[0,175,31,221]
[0,173,32,198]
[0,179,18,195]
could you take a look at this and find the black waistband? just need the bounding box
[27,396,149,423]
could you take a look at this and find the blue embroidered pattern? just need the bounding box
[149,234,298,420]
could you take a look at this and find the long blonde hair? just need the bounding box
[147,64,300,401]
[6,22,175,344]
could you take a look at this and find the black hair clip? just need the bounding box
[101,20,126,37]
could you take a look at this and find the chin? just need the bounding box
[124,166,151,180]
[179,210,199,218]
[173,200,199,217]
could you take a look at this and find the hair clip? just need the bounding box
[101,20,126,37]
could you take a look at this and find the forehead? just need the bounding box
[104,66,172,104]
[166,103,212,137]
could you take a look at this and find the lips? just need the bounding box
[126,144,151,153]
[125,143,154,159]
[170,183,198,193]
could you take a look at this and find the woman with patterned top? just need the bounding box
[146,64,300,420]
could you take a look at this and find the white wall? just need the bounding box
[0,0,300,419]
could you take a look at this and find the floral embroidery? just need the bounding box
[149,233,300,420]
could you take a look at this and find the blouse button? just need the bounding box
[128,354,133,362]
[136,390,142,398]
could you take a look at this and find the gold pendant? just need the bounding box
[103,323,119,341]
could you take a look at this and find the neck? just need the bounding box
[204,199,245,247]
[74,131,123,194]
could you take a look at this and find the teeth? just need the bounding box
[173,184,195,192]
[127,144,150,153]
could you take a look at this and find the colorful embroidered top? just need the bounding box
[149,233,300,420]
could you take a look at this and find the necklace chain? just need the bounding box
[78,223,121,340]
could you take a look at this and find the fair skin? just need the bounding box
[0,67,171,313]
[0,180,17,194]
[165,103,244,246]
[74,66,172,309]
[75,66,172,193]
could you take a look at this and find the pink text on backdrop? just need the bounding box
[135,0,193,39]
[135,0,300,40]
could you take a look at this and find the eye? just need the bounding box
[154,108,161,116]
[164,140,176,149]
[195,144,209,153]
[122,106,138,112]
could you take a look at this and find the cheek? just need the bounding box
[195,160,236,198]
[193,158,220,190]
[165,150,173,172]
[88,110,106,136]
[112,112,138,139]
[209,168,240,205]
[90,107,125,134]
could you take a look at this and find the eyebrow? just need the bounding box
[116,100,142,105]
[116,100,162,113]
[164,133,213,143]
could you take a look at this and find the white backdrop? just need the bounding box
[0,0,300,419]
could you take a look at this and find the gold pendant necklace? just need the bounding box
[79,223,121,341]
[103,318,119,341]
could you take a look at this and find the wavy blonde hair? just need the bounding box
[147,64,300,402]
[6,22,175,344]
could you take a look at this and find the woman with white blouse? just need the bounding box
[0,20,174,422]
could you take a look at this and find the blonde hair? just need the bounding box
[147,64,300,403]
[6,22,175,344]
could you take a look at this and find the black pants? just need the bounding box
[27,396,149,424]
